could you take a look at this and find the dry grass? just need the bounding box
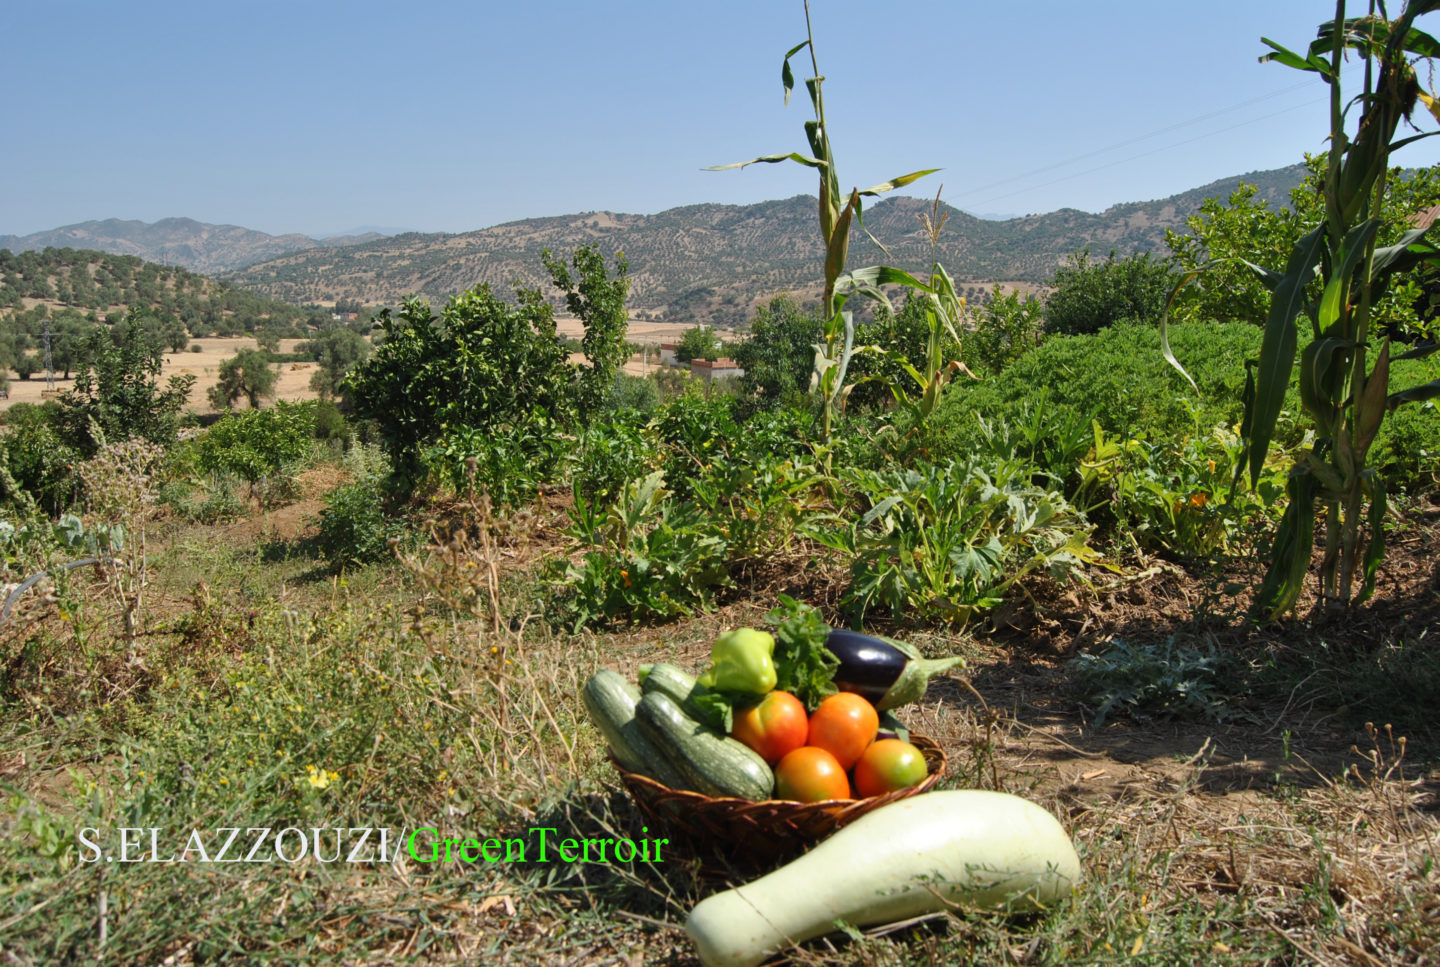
[0,337,320,413]
[0,473,1437,965]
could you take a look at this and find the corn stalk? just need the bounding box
[708,1,936,442]
[1170,0,1440,619]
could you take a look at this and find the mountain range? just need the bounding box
[2,164,1307,324]
[225,164,1307,324]
[0,218,385,276]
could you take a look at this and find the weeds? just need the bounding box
[1067,636,1238,728]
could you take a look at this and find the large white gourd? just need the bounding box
[685,790,1082,967]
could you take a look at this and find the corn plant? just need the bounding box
[709,1,936,441]
[1169,0,1440,618]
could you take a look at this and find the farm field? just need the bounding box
[0,338,320,413]
[5,3,1440,965]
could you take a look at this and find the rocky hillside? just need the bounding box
[224,165,1307,324]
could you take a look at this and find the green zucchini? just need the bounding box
[640,662,703,706]
[582,670,687,790]
[635,692,774,801]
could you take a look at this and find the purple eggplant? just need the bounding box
[825,628,966,711]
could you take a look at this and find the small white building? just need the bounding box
[689,357,744,383]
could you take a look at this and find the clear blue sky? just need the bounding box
[6,0,1439,238]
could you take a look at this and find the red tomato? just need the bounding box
[853,738,928,798]
[729,691,809,764]
[774,746,852,802]
[806,693,879,770]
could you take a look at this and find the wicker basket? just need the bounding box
[611,734,947,869]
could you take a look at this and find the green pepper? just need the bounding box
[697,628,778,695]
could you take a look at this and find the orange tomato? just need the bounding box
[806,693,879,770]
[730,690,809,764]
[853,738,928,798]
[774,746,852,802]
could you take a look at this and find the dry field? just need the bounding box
[0,338,320,414]
[0,319,729,413]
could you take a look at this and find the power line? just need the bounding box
[950,80,1315,203]
[965,95,1326,211]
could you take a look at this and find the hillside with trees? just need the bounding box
[224,165,1308,324]
[0,247,329,388]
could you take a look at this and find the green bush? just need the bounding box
[1044,251,1177,336]
[964,284,1044,375]
[196,401,317,488]
[2,421,82,516]
[314,478,408,568]
[925,321,1267,461]
[418,415,569,508]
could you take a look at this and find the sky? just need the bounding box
[5,0,1440,239]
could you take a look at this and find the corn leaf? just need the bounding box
[1316,219,1381,334]
[780,40,809,106]
[1388,378,1440,407]
[1357,469,1387,605]
[1392,340,1439,361]
[835,264,930,292]
[1369,228,1437,281]
[1356,339,1390,454]
[858,169,941,196]
[1254,469,1318,621]
[1247,225,1327,488]
[1260,37,1333,75]
[1298,336,1354,424]
[704,152,827,172]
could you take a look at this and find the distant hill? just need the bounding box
[0,247,318,338]
[0,218,385,275]
[224,164,1309,325]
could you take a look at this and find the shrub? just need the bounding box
[965,284,1044,375]
[314,478,408,568]
[732,294,824,406]
[2,421,81,516]
[417,416,569,508]
[1044,250,1177,336]
[196,401,316,490]
[344,286,572,488]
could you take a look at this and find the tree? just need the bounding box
[542,245,630,422]
[1166,154,1440,334]
[344,283,572,487]
[254,328,281,354]
[300,327,370,400]
[675,325,724,364]
[57,318,195,453]
[1044,250,1177,335]
[732,295,823,404]
[14,352,38,381]
[208,348,277,410]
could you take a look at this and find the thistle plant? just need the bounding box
[1169,0,1440,619]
